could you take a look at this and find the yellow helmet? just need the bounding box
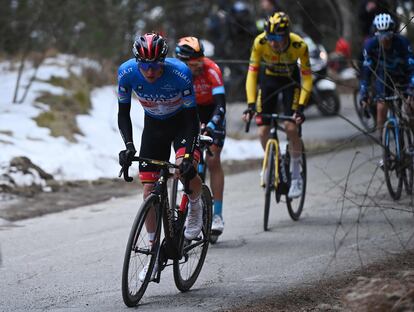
[264,11,290,36]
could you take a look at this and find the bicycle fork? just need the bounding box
[261,139,279,188]
[384,118,401,162]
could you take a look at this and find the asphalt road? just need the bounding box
[1,143,414,312]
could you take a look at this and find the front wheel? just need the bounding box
[383,124,403,200]
[173,185,212,292]
[121,195,162,307]
[285,141,307,220]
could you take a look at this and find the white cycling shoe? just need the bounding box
[184,202,203,240]
[211,215,224,235]
[288,178,303,199]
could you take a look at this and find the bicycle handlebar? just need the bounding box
[118,156,179,182]
[259,113,296,122]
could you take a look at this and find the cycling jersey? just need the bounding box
[193,57,225,105]
[246,32,313,107]
[192,57,226,147]
[117,57,200,183]
[118,57,196,119]
[360,34,414,99]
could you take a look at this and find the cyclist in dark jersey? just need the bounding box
[360,14,414,140]
[117,33,202,281]
[175,36,226,238]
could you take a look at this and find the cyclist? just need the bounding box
[117,33,203,281]
[242,11,312,199]
[359,13,414,141]
[175,36,226,237]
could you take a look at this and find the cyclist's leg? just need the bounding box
[257,75,280,150]
[282,75,302,177]
[375,74,390,141]
[139,115,175,234]
[174,111,203,239]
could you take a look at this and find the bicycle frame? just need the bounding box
[260,114,294,188]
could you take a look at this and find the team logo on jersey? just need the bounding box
[182,88,192,97]
[292,41,302,49]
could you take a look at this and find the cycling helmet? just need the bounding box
[175,37,204,60]
[265,11,290,35]
[373,13,395,32]
[133,33,168,62]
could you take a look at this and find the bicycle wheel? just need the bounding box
[173,184,212,292]
[264,145,276,231]
[121,194,162,307]
[353,89,376,133]
[383,125,403,200]
[402,127,414,195]
[286,141,307,221]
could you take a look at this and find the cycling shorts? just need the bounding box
[374,74,408,102]
[139,110,200,183]
[256,68,300,126]
[197,105,226,148]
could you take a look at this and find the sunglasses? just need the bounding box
[266,34,286,42]
[139,61,162,71]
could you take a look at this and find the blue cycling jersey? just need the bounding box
[360,34,414,95]
[117,58,196,119]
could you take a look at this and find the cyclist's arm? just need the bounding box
[208,64,226,129]
[181,68,200,156]
[298,43,313,108]
[209,93,226,130]
[117,66,133,146]
[360,40,374,94]
[401,36,414,87]
[118,102,133,145]
[246,36,262,104]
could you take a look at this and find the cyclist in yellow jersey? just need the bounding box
[242,12,313,198]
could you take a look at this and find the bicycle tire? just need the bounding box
[353,89,376,133]
[121,194,162,307]
[383,125,403,200]
[264,145,275,231]
[402,127,414,195]
[173,184,212,292]
[286,141,307,220]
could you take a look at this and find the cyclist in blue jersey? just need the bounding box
[117,33,203,281]
[359,14,414,140]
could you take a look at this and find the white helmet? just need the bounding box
[373,13,395,32]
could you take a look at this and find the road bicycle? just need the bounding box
[246,113,307,231]
[170,134,220,243]
[382,94,414,199]
[119,156,213,307]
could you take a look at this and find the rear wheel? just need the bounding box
[264,145,276,231]
[383,124,403,200]
[173,185,212,292]
[286,141,307,220]
[402,127,414,195]
[121,195,162,307]
[353,89,376,132]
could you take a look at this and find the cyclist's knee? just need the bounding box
[143,183,154,198]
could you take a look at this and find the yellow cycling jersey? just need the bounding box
[246,32,313,106]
